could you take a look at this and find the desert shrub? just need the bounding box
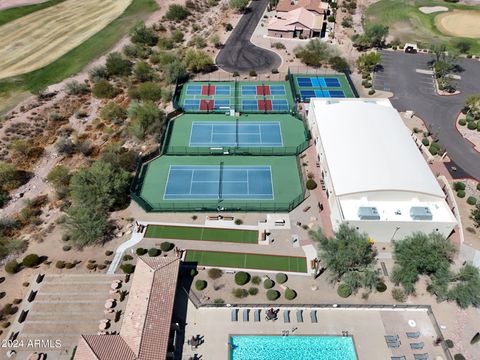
[22,282,29,287]
[105,52,132,76]
[467,121,477,130]
[122,254,133,261]
[160,241,173,252]
[105,250,113,256]
[224,23,233,31]
[248,287,258,295]
[65,262,75,269]
[97,264,106,270]
[89,65,108,82]
[459,119,467,126]
[337,283,352,298]
[454,354,466,360]
[195,280,207,291]
[467,196,477,205]
[22,254,40,268]
[5,260,19,274]
[214,298,225,304]
[445,339,454,348]
[92,80,119,99]
[457,190,466,198]
[285,288,297,300]
[136,248,147,256]
[266,289,280,301]
[86,263,96,270]
[249,70,257,77]
[234,219,243,225]
[454,182,466,191]
[264,278,274,289]
[121,264,135,274]
[166,4,190,20]
[65,80,89,95]
[422,138,430,146]
[148,248,161,257]
[130,22,158,46]
[232,288,249,298]
[235,271,250,285]
[208,268,223,279]
[62,245,72,252]
[55,260,66,269]
[376,282,387,292]
[306,179,317,190]
[272,42,285,49]
[100,102,127,123]
[368,89,376,95]
[2,322,10,328]
[392,287,407,302]
[12,298,21,305]
[276,273,288,284]
[251,275,261,285]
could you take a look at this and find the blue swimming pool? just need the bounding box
[229,335,357,360]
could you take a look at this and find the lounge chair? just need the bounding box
[231,309,238,322]
[254,309,261,322]
[406,331,420,339]
[391,357,406,360]
[387,341,401,348]
[410,342,424,350]
[310,310,317,323]
[243,309,249,322]
[385,335,399,342]
[296,310,303,323]
[413,354,428,360]
[283,310,290,323]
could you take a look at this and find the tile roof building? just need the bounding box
[275,0,329,15]
[74,257,181,360]
[268,7,324,38]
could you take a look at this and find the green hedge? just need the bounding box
[195,280,207,291]
[266,289,280,301]
[285,288,297,300]
[275,273,288,284]
[263,278,274,289]
[234,271,250,285]
[337,283,352,298]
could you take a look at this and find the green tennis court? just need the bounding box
[185,250,308,273]
[145,225,258,244]
[165,113,309,156]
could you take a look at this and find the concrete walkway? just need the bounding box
[107,223,146,274]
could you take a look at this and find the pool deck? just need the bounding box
[183,306,446,360]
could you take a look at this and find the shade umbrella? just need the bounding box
[471,332,480,345]
[99,322,110,330]
[111,282,120,290]
[27,353,40,360]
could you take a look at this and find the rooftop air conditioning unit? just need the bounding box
[410,206,432,221]
[358,206,380,220]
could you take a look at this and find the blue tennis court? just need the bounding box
[299,89,345,100]
[270,85,286,95]
[242,99,258,111]
[297,77,341,88]
[214,99,231,109]
[189,121,283,147]
[241,85,257,96]
[186,84,202,95]
[184,99,200,110]
[164,165,274,200]
[272,99,289,111]
[215,85,231,95]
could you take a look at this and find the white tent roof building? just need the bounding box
[307,98,457,242]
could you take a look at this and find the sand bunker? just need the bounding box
[0,0,131,79]
[435,10,480,38]
[418,6,448,14]
[0,0,48,10]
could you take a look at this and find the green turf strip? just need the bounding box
[0,0,67,27]
[185,250,307,273]
[145,225,258,244]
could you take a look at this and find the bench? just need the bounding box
[223,216,234,221]
[274,220,285,226]
[207,215,219,220]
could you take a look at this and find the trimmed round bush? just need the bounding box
[467,121,478,130]
[368,89,376,95]
[457,190,466,198]
[86,263,96,270]
[195,280,207,291]
[337,283,352,298]
[208,268,223,279]
[105,250,113,256]
[421,138,430,146]
[285,288,297,300]
[232,288,248,298]
[22,254,40,268]
[266,289,280,301]
[136,247,147,256]
[234,218,243,225]
[467,196,477,205]
[263,278,274,289]
[148,248,161,257]
[248,287,259,296]
[376,282,387,293]
[446,339,454,348]
[55,261,66,269]
[454,182,466,191]
[97,264,107,270]
[458,118,467,126]
[275,273,288,284]
[454,354,466,360]
[121,264,135,274]
[122,254,133,261]
[234,271,250,285]
[251,275,261,285]
[306,179,317,190]
[160,241,173,252]
[5,260,19,274]
[65,262,75,269]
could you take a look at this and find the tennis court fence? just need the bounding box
[165,142,309,156]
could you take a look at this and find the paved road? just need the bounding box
[374,50,480,180]
[216,0,281,73]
